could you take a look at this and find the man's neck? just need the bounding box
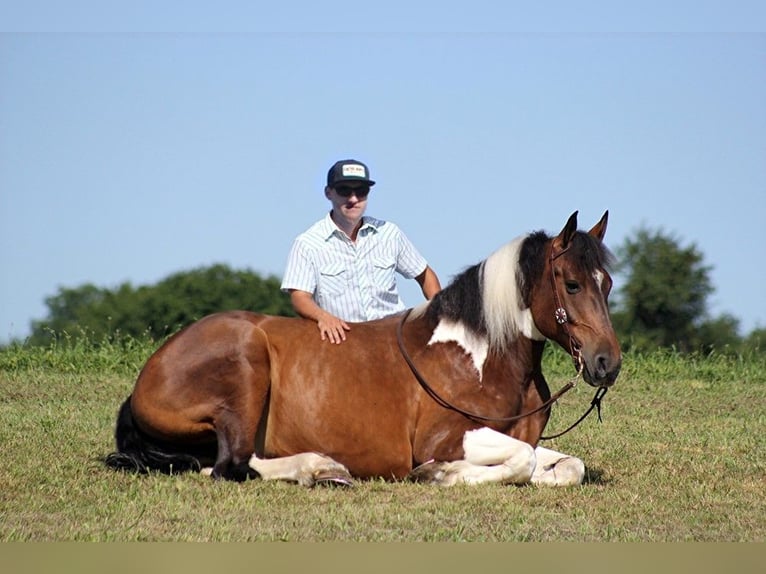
[330,211,363,242]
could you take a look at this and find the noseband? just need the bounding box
[396,242,608,439]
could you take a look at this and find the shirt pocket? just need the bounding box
[372,257,397,295]
[318,262,349,296]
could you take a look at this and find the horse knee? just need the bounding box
[408,453,534,486]
[461,427,536,483]
[501,442,536,484]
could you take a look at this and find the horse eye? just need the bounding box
[565,280,581,294]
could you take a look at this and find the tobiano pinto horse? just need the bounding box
[105,211,621,487]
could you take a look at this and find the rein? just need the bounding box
[396,308,577,425]
[396,242,608,438]
[540,386,607,440]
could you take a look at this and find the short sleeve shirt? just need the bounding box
[281,213,428,322]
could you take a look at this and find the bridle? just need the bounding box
[540,243,608,439]
[549,243,583,370]
[396,242,608,440]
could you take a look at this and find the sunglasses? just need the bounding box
[334,185,371,198]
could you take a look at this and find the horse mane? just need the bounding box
[425,230,614,352]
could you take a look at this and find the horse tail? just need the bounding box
[104,396,206,475]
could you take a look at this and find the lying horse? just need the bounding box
[105,211,621,487]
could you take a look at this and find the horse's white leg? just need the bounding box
[409,427,536,486]
[247,452,354,487]
[531,445,585,486]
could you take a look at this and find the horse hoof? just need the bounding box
[313,470,354,488]
[407,460,445,484]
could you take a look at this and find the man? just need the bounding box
[282,159,441,343]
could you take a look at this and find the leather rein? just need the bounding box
[396,243,608,441]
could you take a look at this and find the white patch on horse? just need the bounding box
[463,427,534,466]
[593,269,604,290]
[412,427,536,485]
[248,453,353,487]
[428,319,489,380]
[531,445,585,486]
[518,308,545,341]
[410,429,585,487]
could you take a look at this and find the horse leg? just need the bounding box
[209,417,260,482]
[205,325,272,481]
[248,453,354,487]
[531,445,585,486]
[199,433,263,481]
[408,427,536,486]
[200,433,261,481]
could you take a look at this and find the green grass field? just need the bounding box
[1,337,764,541]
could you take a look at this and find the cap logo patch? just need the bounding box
[341,164,366,178]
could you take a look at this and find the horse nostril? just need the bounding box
[593,354,622,385]
[596,355,608,379]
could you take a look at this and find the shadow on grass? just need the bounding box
[582,466,610,485]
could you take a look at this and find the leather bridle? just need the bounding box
[540,243,608,439]
[549,243,583,368]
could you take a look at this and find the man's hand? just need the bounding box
[316,312,351,344]
[289,289,351,343]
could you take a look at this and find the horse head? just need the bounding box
[528,211,622,387]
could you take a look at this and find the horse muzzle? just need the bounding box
[581,352,621,388]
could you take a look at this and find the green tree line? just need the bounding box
[611,226,764,354]
[26,264,295,346]
[17,228,766,353]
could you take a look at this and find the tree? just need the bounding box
[611,226,739,353]
[693,313,742,354]
[31,284,112,341]
[743,327,766,353]
[28,264,295,346]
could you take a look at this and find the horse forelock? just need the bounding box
[572,231,616,273]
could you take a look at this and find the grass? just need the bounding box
[1,336,764,541]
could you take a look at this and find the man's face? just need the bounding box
[326,183,371,220]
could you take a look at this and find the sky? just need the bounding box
[1,1,765,344]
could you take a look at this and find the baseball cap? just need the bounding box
[326,159,376,188]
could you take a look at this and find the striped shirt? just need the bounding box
[281,213,428,322]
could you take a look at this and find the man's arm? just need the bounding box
[289,289,351,344]
[415,266,442,300]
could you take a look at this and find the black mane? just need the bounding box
[518,231,549,305]
[426,262,485,334]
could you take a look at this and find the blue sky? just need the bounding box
[1,1,765,343]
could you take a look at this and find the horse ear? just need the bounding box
[588,210,609,242]
[554,210,579,251]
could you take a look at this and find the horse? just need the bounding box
[105,210,621,487]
